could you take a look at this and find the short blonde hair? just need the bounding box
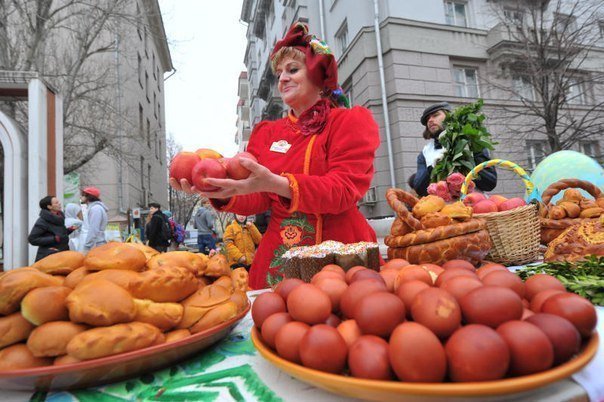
[271,47,305,74]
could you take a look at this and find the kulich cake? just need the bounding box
[335,242,380,271]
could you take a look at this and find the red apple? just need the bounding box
[169,152,201,183]
[226,152,258,180]
[498,197,527,212]
[473,199,499,214]
[195,148,223,160]
[191,158,227,191]
[489,195,508,208]
[462,192,487,207]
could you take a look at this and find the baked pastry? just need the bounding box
[390,217,413,236]
[77,269,140,291]
[0,268,63,315]
[178,284,232,329]
[165,329,191,343]
[189,301,237,334]
[84,242,146,271]
[32,250,85,275]
[53,354,82,366]
[66,322,164,360]
[231,268,249,292]
[63,267,91,289]
[558,202,581,219]
[133,299,183,331]
[21,286,72,325]
[205,254,231,278]
[0,313,35,349]
[130,266,198,302]
[562,188,583,203]
[385,219,486,248]
[147,251,208,276]
[66,279,136,326]
[0,344,53,370]
[213,276,233,291]
[26,321,88,357]
[229,290,249,313]
[580,207,603,218]
[412,195,446,218]
[548,205,567,220]
[440,202,473,220]
[420,212,453,229]
[123,242,160,262]
[544,217,604,262]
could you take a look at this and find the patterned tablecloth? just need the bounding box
[2,291,603,402]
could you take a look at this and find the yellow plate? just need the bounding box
[251,327,598,401]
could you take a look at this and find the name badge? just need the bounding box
[270,140,291,154]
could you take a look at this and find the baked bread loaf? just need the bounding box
[77,269,140,291]
[84,242,146,271]
[0,313,35,348]
[63,267,91,289]
[26,321,88,357]
[420,212,453,229]
[21,286,72,325]
[133,299,183,331]
[165,329,191,343]
[146,251,208,276]
[129,266,198,302]
[32,251,85,275]
[229,290,249,313]
[231,268,249,292]
[123,243,159,262]
[205,254,231,278]
[440,202,472,220]
[390,217,413,236]
[66,279,136,326]
[53,354,82,366]
[385,219,486,248]
[66,322,164,360]
[0,268,63,315]
[178,284,232,329]
[412,195,446,218]
[0,344,53,370]
[189,301,237,334]
[544,217,604,262]
[213,276,233,291]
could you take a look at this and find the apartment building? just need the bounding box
[236,71,252,151]
[240,0,604,218]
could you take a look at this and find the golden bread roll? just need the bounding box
[229,289,249,313]
[66,279,136,326]
[189,301,237,334]
[440,202,473,220]
[27,321,88,357]
[147,251,208,276]
[0,313,35,348]
[77,269,140,291]
[548,205,567,220]
[66,322,164,360]
[213,275,233,291]
[32,251,85,275]
[178,284,232,329]
[559,202,581,219]
[420,212,453,228]
[231,268,249,292]
[53,354,82,366]
[0,344,53,370]
[63,267,90,289]
[84,242,146,271]
[205,254,231,278]
[562,189,583,203]
[0,268,63,315]
[580,207,603,218]
[165,329,191,343]
[122,242,160,262]
[129,266,198,302]
[412,195,446,218]
[21,286,71,325]
[133,299,183,331]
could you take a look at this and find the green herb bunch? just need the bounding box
[431,99,498,182]
[516,256,604,306]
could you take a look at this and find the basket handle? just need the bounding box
[541,178,602,206]
[385,188,423,231]
[460,159,538,201]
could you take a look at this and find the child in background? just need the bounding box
[223,214,262,270]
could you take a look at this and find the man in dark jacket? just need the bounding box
[412,102,497,196]
[146,202,170,252]
[28,196,74,261]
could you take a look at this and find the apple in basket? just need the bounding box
[191,158,227,191]
[489,195,508,208]
[463,192,487,207]
[473,200,498,214]
[498,197,527,212]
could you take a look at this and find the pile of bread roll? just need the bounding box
[0,243,249,371]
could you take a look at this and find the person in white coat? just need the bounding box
[64,203,84,251]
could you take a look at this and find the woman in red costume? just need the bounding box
[171,22,380,289]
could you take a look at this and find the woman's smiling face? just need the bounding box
[276,56,321,114]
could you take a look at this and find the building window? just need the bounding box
[599,21,604,38]
[156,66,160,90]
[567,78,587,105]
[147,164,152,191]
[444,1,468,27]
[159,138,163,165]
[153,92,157,118]
[158,103,161,127]
[144,29,148,57]
[145,72,149,101]
[503,8,523,26]
[512,75,534,101]
[155,132,159,159]
[554,13,577,33]
[152,53,156,79]
[580,141,600,160]
[452,67,479,97]
[138,104,143,138]
[140,156,145,189]
[136,3,142,39]
[343,80,353,106]
[335,20,348,55]
[146,118,151,147]
[137,54,142,88]
[526,140,549,170]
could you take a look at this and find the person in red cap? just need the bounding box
[80,186,108,252]
[171,21,380,289]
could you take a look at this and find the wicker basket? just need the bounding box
[540,178,603,245]
[461,159,541,266]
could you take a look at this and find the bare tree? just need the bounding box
[485,0,604,156]
[165,133,200,226]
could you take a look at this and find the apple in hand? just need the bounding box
[169,152,201,183]
[195,148,223,160]
[498,197,527,212]
[191,158,227,191]
[462,192,487,207]
[473,199,499,214]
[226,152,258,180]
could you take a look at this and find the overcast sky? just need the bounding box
[159,0,247,157]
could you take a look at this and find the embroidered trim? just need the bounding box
[304,135,317,174]
[281,173,299,213]
[315,214,323,244]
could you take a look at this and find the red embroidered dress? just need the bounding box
[214,100,380,289]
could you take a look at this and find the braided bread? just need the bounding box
[544,217,604,262]
[385,219,486,248]
[386,188,423,231]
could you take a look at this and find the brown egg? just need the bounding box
[417,263,445,277]
[350,269,385,285]
[445,324,510,382]
[354,292,405,338]
[348,335,393,380]
[442,259,476,272]
[287,284,332,325]
[320,264,346,280]
[460,286,523,328]
[325,313,342,328]
[274,279,304,303]
[482,270,526,299]
[337,319,362,348]
[396,280,431,319]
[260,312,292,349]
[530,289,565,313]
[389,322,447,382]
[251,292,286,329]
[525,274,566,301]
[435,268,477,288]
[299,324,348,373]
[274,321,310,363]
[379,268,399,292]
[497,320,554,376]
[440,276,483,303]
[411,288,461,339]
[314,278,348,313]
[345,266,367,284]
[311,270,344,285]
[541,293,597,338]
[340,279,387,318]
[395,265,433,289]
[476,263,508,280]
[381,258,410,271]
[525,313,581,365]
